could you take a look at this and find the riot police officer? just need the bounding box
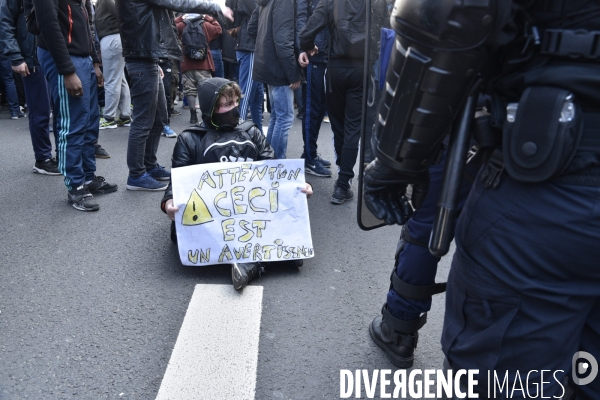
[364,0,600,397]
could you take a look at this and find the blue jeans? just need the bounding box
[236,50,263,133]
[38,48,99,190]
[266,85,294,159]
[211,49,224,78]
[0,54,20,112]
[126,60,168,178]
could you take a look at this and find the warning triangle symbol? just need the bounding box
[182,189,214,226]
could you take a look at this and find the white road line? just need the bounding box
[156,284,263,400]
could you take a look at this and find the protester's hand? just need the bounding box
[290,80,301,90]
[64,72,84,97]
[307,45,318,57]
[220,5,234,22]
[94,63,104,87]
[165,199,179,221]
[301,183,313,199]
[298,52,310,68]
[363,158,430,225]
[228,26,241,38]
[159,66,164,79]
[12,62,30,77]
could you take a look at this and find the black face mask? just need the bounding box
[212,106,240,129]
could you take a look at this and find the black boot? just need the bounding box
[369,304,422,368]
[190,109,198,125]
[231,262,264,290]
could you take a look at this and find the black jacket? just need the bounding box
[95,0,119,40]
[33,0,99,75]
[299,0,366,68]
[0,0,38,68]
[161,78,274,208]
[115,0,220,61]
[296,0,327,64]
[248,0,300,86]
[229,0,256,52]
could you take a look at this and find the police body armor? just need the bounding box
[360,0,600,251]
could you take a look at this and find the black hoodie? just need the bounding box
[161,78,275,209]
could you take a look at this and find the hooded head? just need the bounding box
[197,78,242,130]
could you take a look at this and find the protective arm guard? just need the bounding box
[372,0,504,175]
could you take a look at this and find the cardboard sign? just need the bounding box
[171,159,314,266]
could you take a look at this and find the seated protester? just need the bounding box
[160,78,312,290]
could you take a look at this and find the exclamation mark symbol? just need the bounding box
[182,189,214,225]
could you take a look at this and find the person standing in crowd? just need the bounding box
[175,13,222,125]
[115,0,233,191]
[296,0,331,178]
[95,0,131,131]
[228,0,263,133]
[34,0,118,211]
[0,0,58,175]
[300,0,366,204]
[0,52,25,120]
[249,0,301,159]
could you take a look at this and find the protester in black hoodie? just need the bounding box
[161,78,312,290]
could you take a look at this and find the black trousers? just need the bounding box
[326,66,363,189]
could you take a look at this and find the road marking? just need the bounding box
[156,284,263,400]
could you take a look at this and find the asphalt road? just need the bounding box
[0,104,452,399]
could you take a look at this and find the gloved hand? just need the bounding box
[363,158,430,225]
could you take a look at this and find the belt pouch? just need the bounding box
[503,86,582,182]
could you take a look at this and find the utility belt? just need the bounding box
[473,86,600,188]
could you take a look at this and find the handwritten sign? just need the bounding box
[171,159,314,266]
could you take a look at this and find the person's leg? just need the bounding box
[211,49,224,78]
[82,60,100,183]
[183,70,199,124]
[248,78,264,133]
[336,67,363,190]
[237,50,256,122]
[126,61,160,179]
[303,62,327,161]
[0,55,21,115]
[325,68,347,176]
[38,50,92,194]
[443,175,600,397]
[144,68,168,171]
[22,66,53,162]
[99,34,122,122]
[264,85,293,159]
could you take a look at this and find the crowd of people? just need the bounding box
[0,0,362,212]
[3,0,599,398]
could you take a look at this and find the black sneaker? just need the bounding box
[331,185,354,204]
[95,143,110,159]
[116,116,132,127]
[301,152,331,168]
[33,158,61,175]
[68,185,99,211]
[11,110,25,119]
[231,262,264,290]
[171,109,182,116]
[305,159,331,177]
[87,175,118,194]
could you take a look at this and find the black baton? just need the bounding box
[429,90,479,257]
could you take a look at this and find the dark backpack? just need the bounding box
[181,17,209,60]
